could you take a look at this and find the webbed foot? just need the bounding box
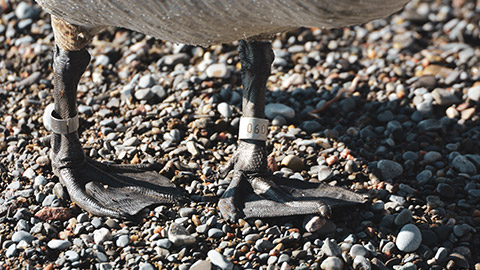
[218,141,365,222]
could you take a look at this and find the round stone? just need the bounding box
[12,231,34,243]
[65,250,80,261]
[452,155,477,175]
[320,256,344,270]
[349,244,369,258]
[93,228,112,245]
[265,103,295,120]
[281,155,304,171]
[168,223,196,246]
[217,102,232,118]
[207,250,233,270]
[47,239,72,250]
[116,235,130,248]
[377,159,403,179]
[396,224,422,252]
[206,63,230,79]
[394,209,412,226]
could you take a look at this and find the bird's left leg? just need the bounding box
[218,40,365,222]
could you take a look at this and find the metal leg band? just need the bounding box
[238,117,269,141]
[49,109,79,134]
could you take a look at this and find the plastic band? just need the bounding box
[238,117,269,141]
[50,110,79,134]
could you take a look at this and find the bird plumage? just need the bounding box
[36,0,410,46]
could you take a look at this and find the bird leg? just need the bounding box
[218,40,365,222]
[48,18,183,218]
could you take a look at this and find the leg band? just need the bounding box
[238,117,269,141]
[44,104,79,134]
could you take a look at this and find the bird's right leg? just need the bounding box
[47,17,183,218]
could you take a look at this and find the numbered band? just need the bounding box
[238,117,269,141]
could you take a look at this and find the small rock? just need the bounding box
[190,260,212,270]
[93,228,112,245]
[168,223,196,246]
[12,231,34,243]
[416,170,432,184]
[138,74,155,88]
[398,262,417,270]
[467,86,480,101]
[452,155,477,175]
[432,88,460,105]
[47,239,72,250]
[353,255,371,270]
[350,244,369,258]
[321,239,341,257]
[434,247,448,263]
[394,209,412,226]
[65,250,80,261]
[116,235,129,248]
[207,250,233,270]
[265,103,295,120]
[207,228,224,239]
[206,63,230,79]
[135,89,154,100]
[217,102,232,118]
[396,224,422,252]
[281,155,304,171]
[305,216,327,233]
[15,2,37,19]
[34,207,72,221]
[377,160,403,179]
[5,244,17,258]
[320,256,344,270]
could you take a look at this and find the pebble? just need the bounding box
[65,250,80,261]
[138,74,155,88]
[190,260,212,270]
[416,170,432,184]
[206,63,230,79]
[396,224,422,252]
[12,231,34,243]
[394,209,412,226]
[350,244,369,258]
[15,2,37,19]
[207,228,224,239]
[377,160,403,179]
[47,239,71,250]
[452,155,477,175]
[217,102,232,118]
[321,256,344,270]
[207,250,233,270]
[6,244,17,258]
[135,88,154,100]
[265,103,295,119]
[467,85,480,101]
[305,216,326,232]
[321,239,341,257]
[168,223,196,246]
[353,255,371,270]
[281,155,304,171]
[116,235,130,247]
[93,228,112,245]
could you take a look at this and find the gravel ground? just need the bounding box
[1,0,480,269]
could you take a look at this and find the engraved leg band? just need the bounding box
[238,117,269,141]
[49,110,79,134]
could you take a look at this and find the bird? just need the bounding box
[34,0,410,221]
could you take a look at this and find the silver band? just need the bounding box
[238,117,269,141]
[50,110,79,134]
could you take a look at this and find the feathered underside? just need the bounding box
[36,0,410,46]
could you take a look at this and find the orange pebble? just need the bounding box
[326,155,339,165]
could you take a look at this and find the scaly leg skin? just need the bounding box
[218,40,365,222]
[49,19,183,218]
